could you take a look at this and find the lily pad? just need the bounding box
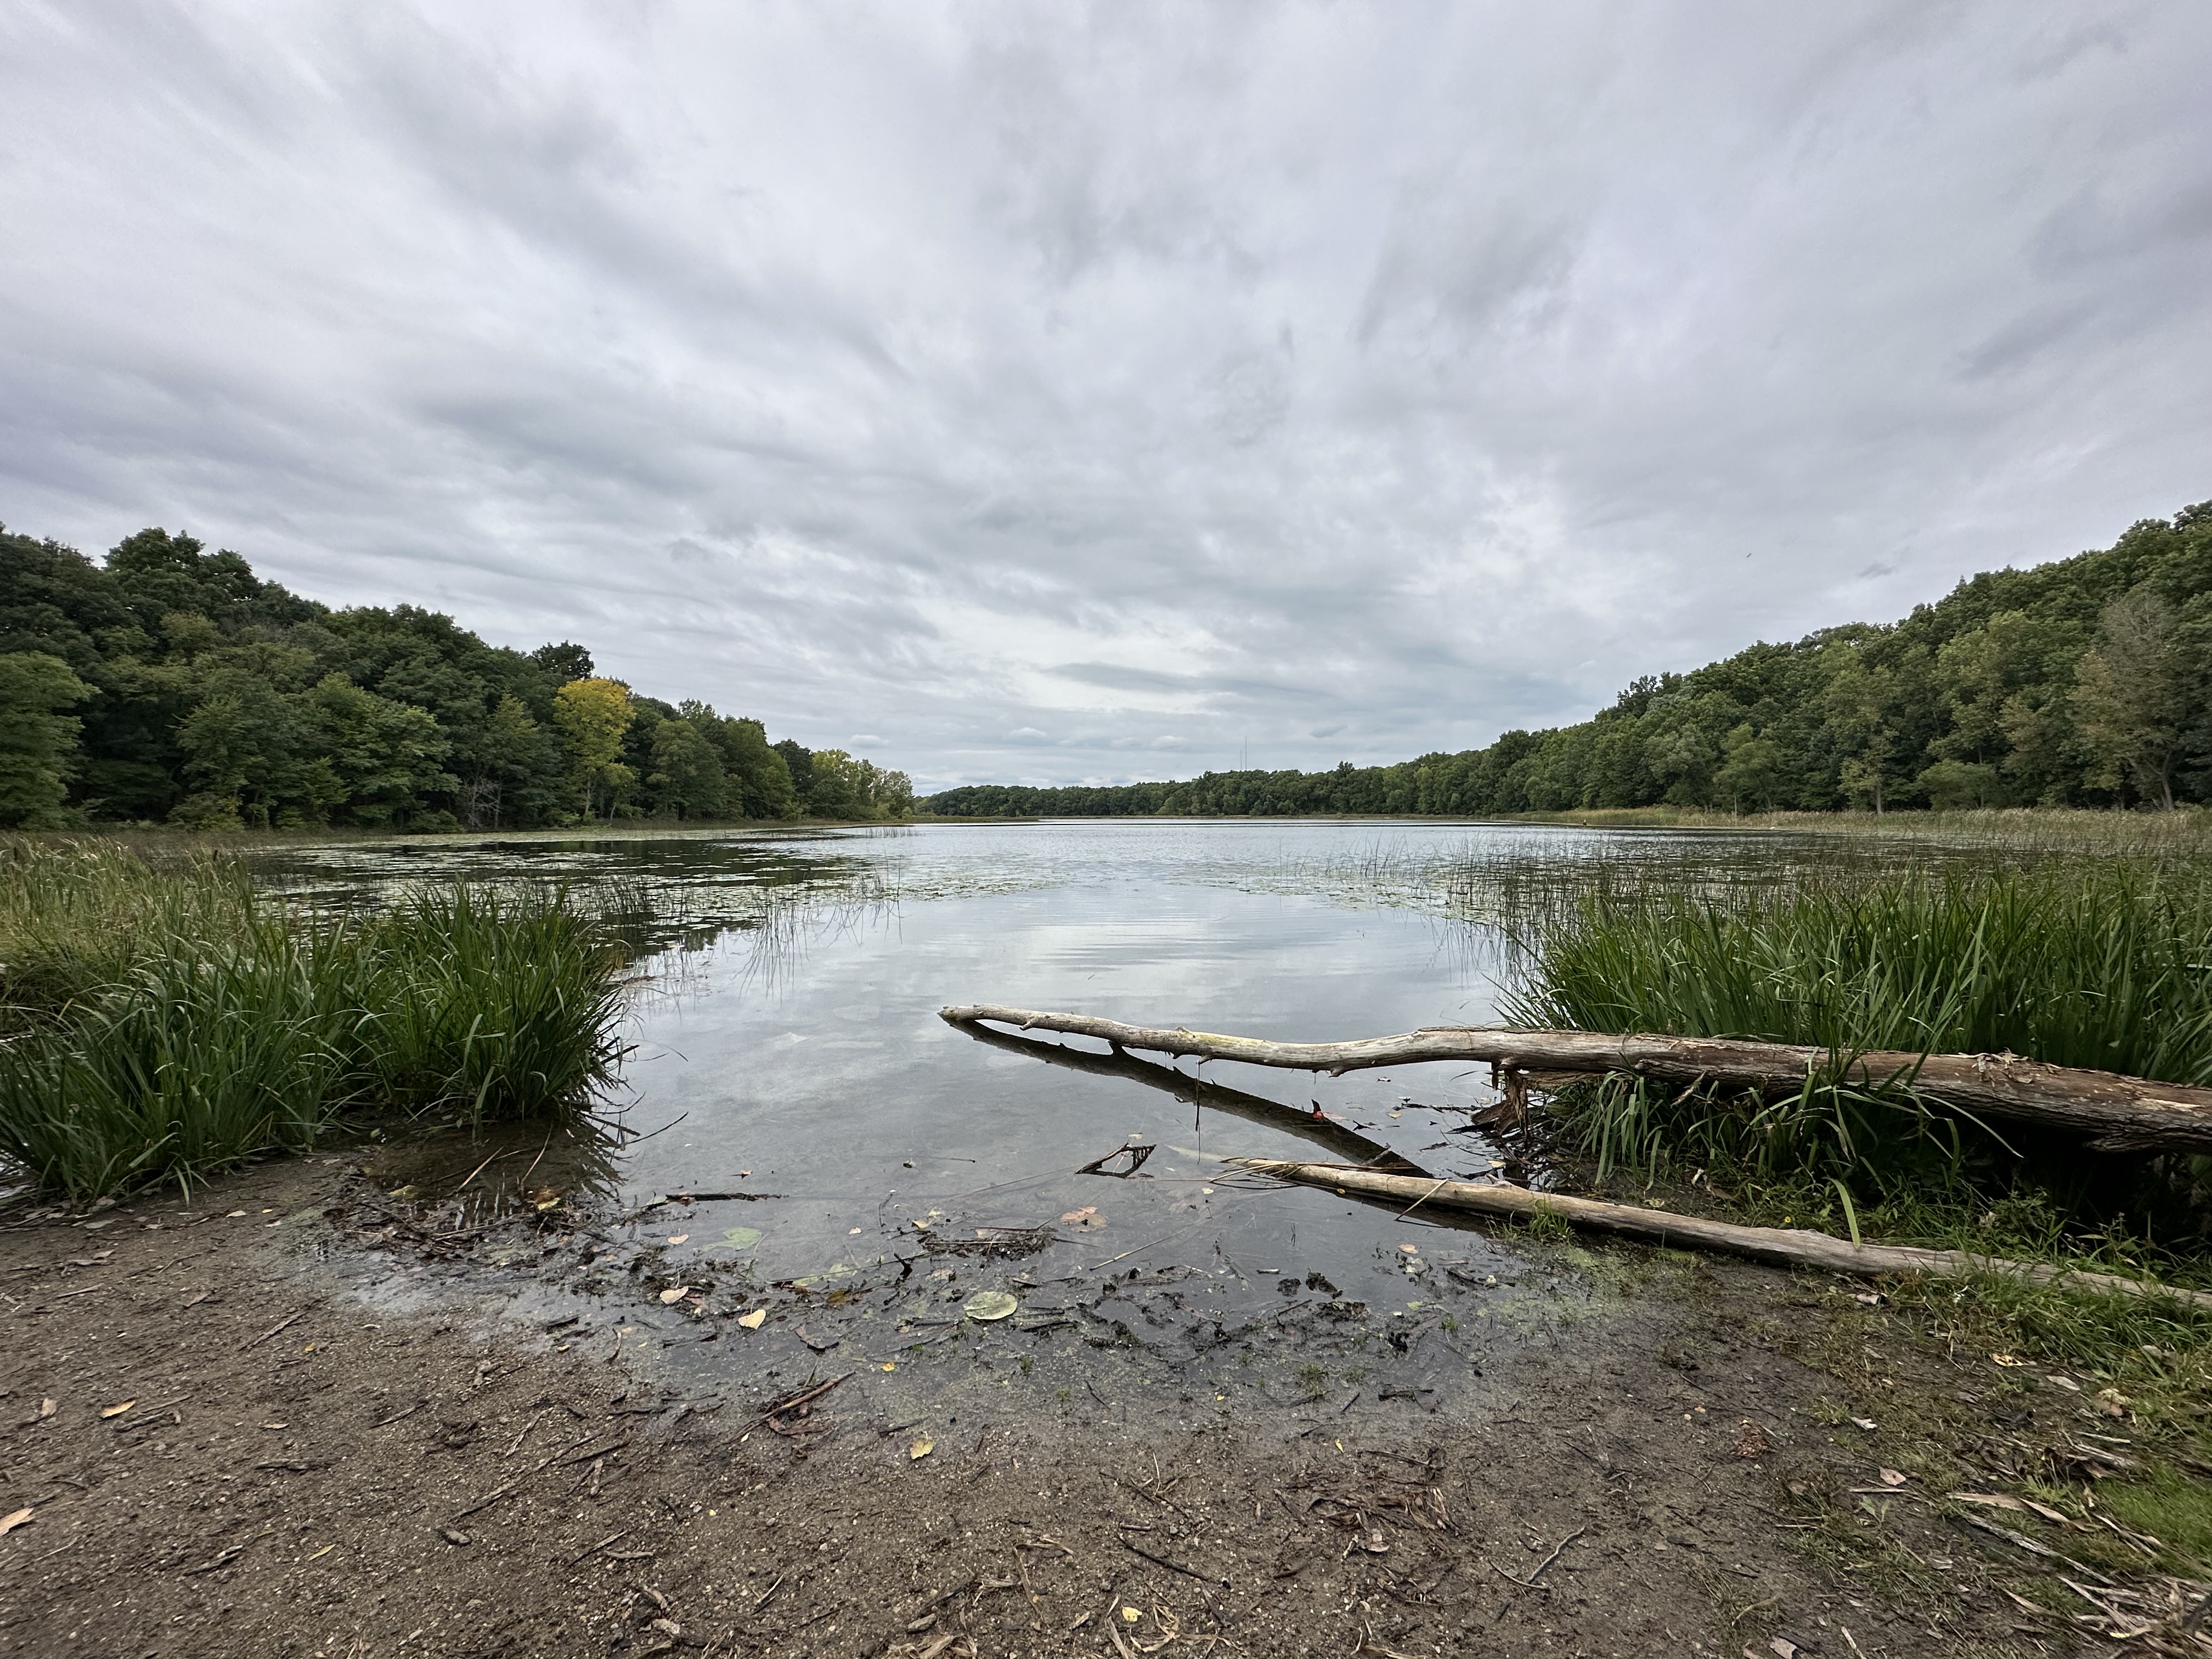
[707,1226,762,1252]
[962,1289,1019,1322]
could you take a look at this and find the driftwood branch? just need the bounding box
[938,1006,2212,1153]
[1232,1159,2212,1310]
[951,1018,1427,1175]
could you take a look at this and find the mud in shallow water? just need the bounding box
[1,1152,2087,1659]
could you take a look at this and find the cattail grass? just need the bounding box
[0,840,629,1200]
[1508,862,2212,1184]
[343,885,630,1128]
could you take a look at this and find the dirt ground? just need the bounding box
[0,1151,2175,1659]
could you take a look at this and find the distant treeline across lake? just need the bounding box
[928,501,2212,820]
[0,524,911,830]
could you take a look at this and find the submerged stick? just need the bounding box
[1232,1158,2212,1310]
[938,1006,2212,1152]
[951,1018,1427,1174]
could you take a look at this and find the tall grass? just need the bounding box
[0,841,628,1200]
[343,886,630,1124]
[1507,862,2212,1190]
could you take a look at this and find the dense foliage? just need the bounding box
[0,524,912,830]
[1503,857,2212,1271]
[929,503,2212,817]
[0,843,628,1197]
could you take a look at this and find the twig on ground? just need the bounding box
[239,1307,309,1352]
[1488,1526,1584,1590]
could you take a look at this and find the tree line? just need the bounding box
[0,524,913,830]
[927,501,2212,820]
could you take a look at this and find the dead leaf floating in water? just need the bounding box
[100,1400,136,1419]
[666,1233,689,1245]
[658,1287,690,1305]
[0,1507,32,1536]
[909,1436,933,1460]
[963,1290,1019,1322]
[736,1309,768,1330]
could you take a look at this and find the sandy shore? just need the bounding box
[1,1154,2086,1657]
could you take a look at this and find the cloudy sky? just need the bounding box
[4,3,2209,789]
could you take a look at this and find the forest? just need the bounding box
[928,501,2212,819]
[0,524,912,830]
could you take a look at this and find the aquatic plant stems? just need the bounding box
[0,842,629,1199]
[1231,1158,2212,1311]
[936,1006,2212,1150]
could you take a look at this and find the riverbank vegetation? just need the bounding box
[1500,852,2212,1283]
[0,521,912,831]
[927,499,2211,818]
[0,841,627,1199]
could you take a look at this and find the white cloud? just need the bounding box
[3,1,2208,791]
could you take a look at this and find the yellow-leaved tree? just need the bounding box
[551,676,634,821]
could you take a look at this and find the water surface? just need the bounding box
[256,817,1911,1360]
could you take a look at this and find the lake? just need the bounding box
[250,817,1933,1386]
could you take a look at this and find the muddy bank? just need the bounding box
[0,1154,2155,1658]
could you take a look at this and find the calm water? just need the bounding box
[258,818,1895,1344]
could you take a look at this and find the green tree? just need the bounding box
[1915,759,2000,809]
[530,641,594,683]
[2073,587,2187,809]
[695,709,797,819]
[552,677,635,821]
[1713,724,1785,814]
[1641,696,1725,807]
[301,673,459,826]
[647,715,730,819]
[0,651,91,827]
[773,738,815,806]
[1819,651,1904,812]
[464,695,562,828]
[173,669,324,828]
[802,748,863,818]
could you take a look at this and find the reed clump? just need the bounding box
[1508,861,2212,1194]
[0,840,628,1199]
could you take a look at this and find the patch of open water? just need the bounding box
[255,817,1933,1407]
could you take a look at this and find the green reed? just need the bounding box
[0,840,629,1199]
[1506,861,2212,1187]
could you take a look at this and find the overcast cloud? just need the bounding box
[3,3,2209,788]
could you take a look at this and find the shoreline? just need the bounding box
[0,1150,2137,1657]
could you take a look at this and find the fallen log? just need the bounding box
[953,1018,1428,1175]
[1231,1159,2212,1310]
[937,1005,2212,1153]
